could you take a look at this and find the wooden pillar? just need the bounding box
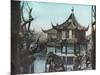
[55,45,56,54]
[46,46,47,54]
[45,63,47,72]
[74,43,76,55]
[65,43,67,55]
[79,44,80,55]
[31,63,34,73]
[61,46,62,54]
[61,43,63,54]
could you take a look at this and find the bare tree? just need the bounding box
[20,2,34,32]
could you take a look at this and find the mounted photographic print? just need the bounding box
[11,0,96,74]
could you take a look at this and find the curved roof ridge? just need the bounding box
[55,10,88,30]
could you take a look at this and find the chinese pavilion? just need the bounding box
[42,8,89,69]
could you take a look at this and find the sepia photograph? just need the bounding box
[11,0,96,74]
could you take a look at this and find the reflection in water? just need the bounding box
[33,56,46,73]
[33,47,75,73]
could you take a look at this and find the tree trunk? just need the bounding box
[11,1,21,74]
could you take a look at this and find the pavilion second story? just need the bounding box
[42,8,89,44]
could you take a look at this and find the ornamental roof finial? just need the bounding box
[71,7,74,13]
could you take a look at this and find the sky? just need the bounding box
[22,1,92,32]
